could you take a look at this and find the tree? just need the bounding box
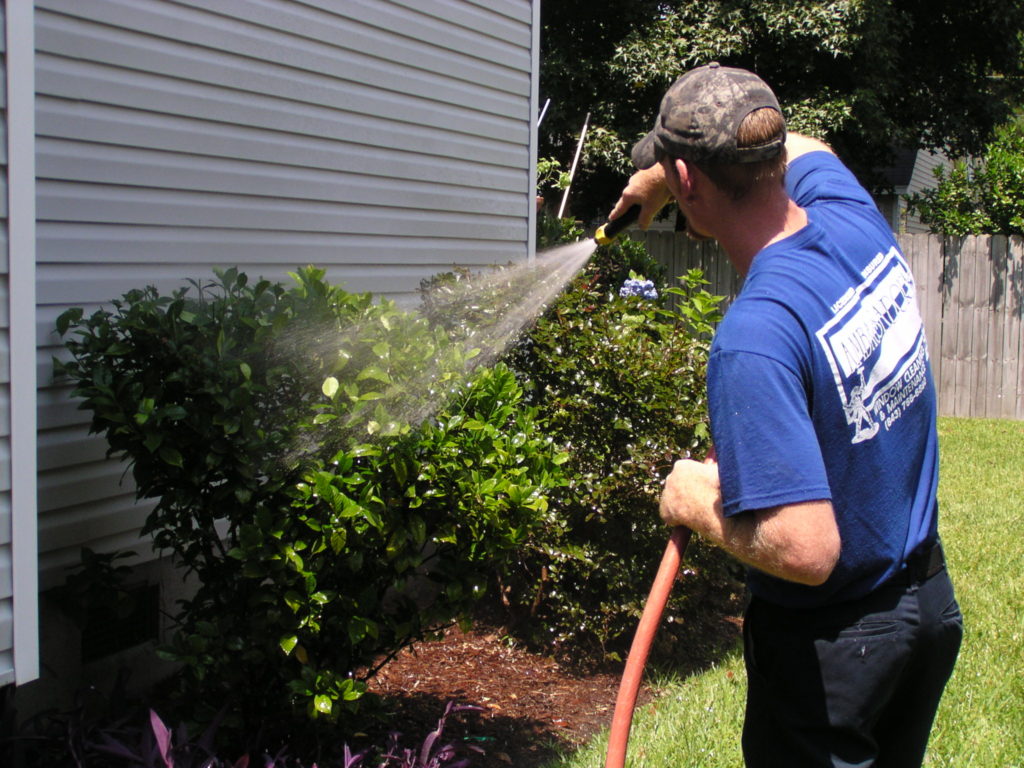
[541,0,1024,222]
[907,121,1024,235]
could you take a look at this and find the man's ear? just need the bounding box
[674,158,697,201]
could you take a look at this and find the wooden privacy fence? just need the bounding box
[633,230,1024,420]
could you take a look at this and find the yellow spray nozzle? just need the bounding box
[593,223,615,246]
[594,204,642,246]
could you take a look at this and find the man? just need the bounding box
[610,63,963,766]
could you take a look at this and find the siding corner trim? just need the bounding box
[6,0,40,686]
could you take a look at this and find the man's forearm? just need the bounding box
[659,459,840,586]
[720,500,840,586]
[785,132,835,162]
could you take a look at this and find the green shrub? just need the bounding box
[536,210,588,251]
[907,121,1024,235]
[419,234,737,661]
[54,267,566,753]
[500,257,733,659]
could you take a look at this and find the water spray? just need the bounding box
[593,204,642,246]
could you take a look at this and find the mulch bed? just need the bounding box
[365,625,635,766]
[358,603,744,767]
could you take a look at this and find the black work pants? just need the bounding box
[741,564,962,767]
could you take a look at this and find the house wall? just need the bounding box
[870,149,953,235]
[901,151,951,234]
[37,0,538,584]
[16,0,538,694]
[897,150,950,233]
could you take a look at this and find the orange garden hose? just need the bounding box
[604,448,715,768]
[603,525,692,768]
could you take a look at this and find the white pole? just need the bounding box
[537,97,551,128]
[558,112,590,220]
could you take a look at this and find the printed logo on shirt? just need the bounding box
[815,246,930,444]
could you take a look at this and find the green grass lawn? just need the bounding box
[545,417,1024,767]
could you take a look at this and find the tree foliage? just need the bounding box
[908,121,1024,235]
[541,0,1024,221]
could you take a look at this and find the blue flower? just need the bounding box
[619,278,659,300]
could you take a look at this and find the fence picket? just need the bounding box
[973,237,991,418]
[954,238,972,415]
[1006,238,1024,419]
[926,233,946,399]
[985,236,1007,418]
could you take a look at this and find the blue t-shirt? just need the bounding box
[708,151,940,609]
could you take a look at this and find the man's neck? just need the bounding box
[715,190,807,277]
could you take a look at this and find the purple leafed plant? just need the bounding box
[11,698,483,768]
[91,708,265,768]
[375,702,485,768]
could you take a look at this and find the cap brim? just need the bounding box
[631,131,659,170]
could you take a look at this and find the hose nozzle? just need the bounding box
[594,205,642,246]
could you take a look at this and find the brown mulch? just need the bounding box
[365,625,634,766]
[357,604,743,768]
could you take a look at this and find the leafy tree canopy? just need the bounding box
[540,0,1024,222]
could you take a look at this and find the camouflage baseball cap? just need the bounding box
[631,63,785,169]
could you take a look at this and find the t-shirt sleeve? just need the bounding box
[708,346,833,518]
[786,151,879,212]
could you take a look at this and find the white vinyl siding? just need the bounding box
[36,0,537,586]
[903,151,951,234]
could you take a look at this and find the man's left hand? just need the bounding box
[609,165,674,229]
[659,457,722,532]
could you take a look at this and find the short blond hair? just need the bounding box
[695,108,787,200]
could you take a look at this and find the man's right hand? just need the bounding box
[608,165,673,229]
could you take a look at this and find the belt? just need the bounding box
[903,539,946,584]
